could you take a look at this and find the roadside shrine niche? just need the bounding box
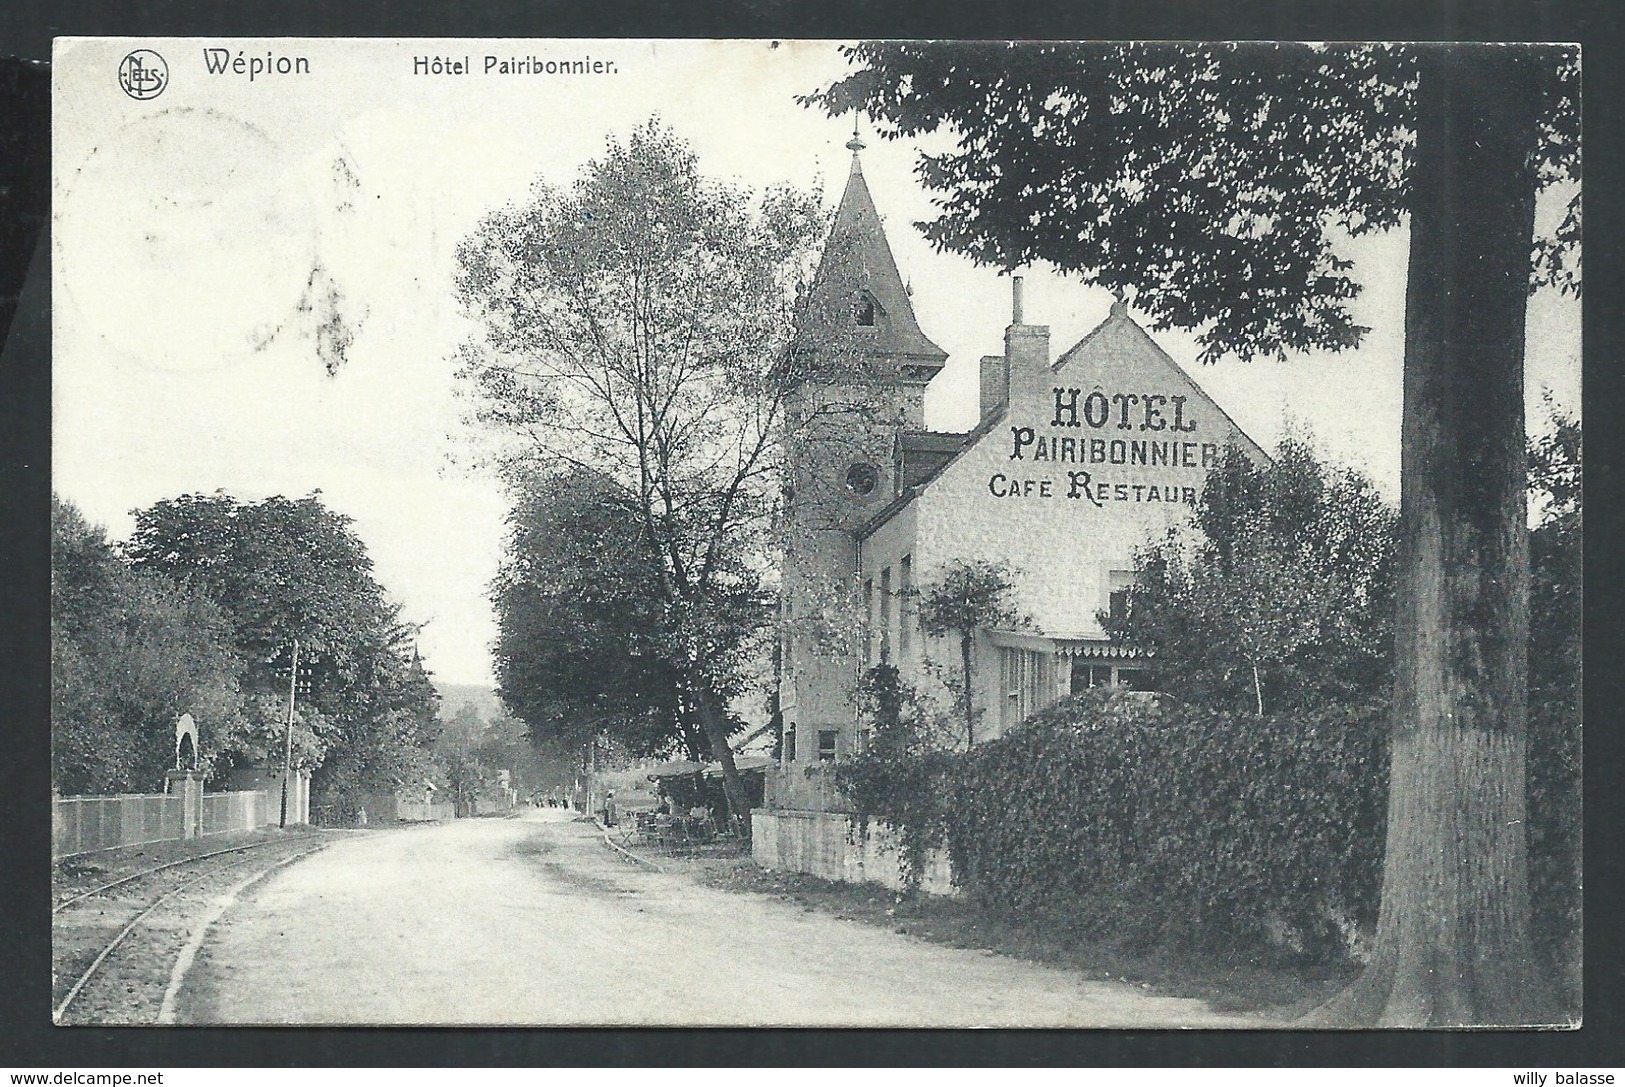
[175,712,199,771]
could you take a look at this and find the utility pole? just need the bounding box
[279,638,299,829]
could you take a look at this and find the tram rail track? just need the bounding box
[52,832,341,1025]
[53,837,290,914]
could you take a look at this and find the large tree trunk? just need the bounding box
[694,691,751,839]
[1309,47,1550,1027]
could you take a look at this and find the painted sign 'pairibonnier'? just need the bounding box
[995,380,1233,507]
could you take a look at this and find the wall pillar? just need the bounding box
[272,767,313,826]
[165,769,205,839]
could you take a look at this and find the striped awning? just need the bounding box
[1053,639,1155,662]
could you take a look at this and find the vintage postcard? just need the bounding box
[50,38,1580,1028]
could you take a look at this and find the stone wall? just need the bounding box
[751,807,957,898]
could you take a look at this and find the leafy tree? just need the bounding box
[1107,441,1397,716]
[817,40,1577,1025]
[470,711,558,797]
[123,492,438,803]
[492,468,731,762]
[432,703,488,816]
[1129,531,1332,718]
[51,496,246,794]
[455,120,825,827]
[915,559,1028,746]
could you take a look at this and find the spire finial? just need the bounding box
[846,113,866,154]
[1109,293,1128,319]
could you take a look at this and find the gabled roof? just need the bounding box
[791,151,948,370]
[1052,302,1272,467]
[858,304,1271,540]
[859,411,1005,540]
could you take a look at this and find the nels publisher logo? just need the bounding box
[118,49,168,100]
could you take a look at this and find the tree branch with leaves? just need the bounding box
[915,559,1029,746]
[455,120,830,830]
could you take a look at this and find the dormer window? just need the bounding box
[856,293,876,326]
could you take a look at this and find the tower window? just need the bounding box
[898,555,913,656]
[863,578,875,664]
[856,294,876,326]
[845,463,879,496]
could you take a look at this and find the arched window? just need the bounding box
[856,294,876,326]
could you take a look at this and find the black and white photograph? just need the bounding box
[46,37,1581,1030]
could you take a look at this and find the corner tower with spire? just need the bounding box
[788,123,948,403]
[774,123,947,807]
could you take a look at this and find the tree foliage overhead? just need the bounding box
[121,491,438,795]
[456,120,828,823]
[1107,440,1397,716]
[811,41,1578,362]
[52,496,245,794]
[492,468,753,761]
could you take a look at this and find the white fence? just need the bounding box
[201,790,270,837]
[53,789,273,858]
[53,793,185,857]
[397,800,455,822]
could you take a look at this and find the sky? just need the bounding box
[52,38,1581,688]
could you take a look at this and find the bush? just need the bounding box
[946,690,1389,961]
[835,665,958,890]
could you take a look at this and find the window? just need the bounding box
[846,462,880,496]
[1070,660,1159,694]
[856,294,876,326]
[863,578,874,664]
[784,725,796,762]
[1071,662,1115,690]
[818,729,838,762]
[898,555,913,656]
[1107,569,1137,625]
[1000,647,1053,736]
[879,566,893,664]
[781,600,794,681]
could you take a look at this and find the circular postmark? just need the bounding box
[56,107,319,372]
[117,50,169,100]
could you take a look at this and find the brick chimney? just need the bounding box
[1003,274,1051,403]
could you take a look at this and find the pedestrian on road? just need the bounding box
[603,791,618,827]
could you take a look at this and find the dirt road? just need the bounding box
[179,809,1268,1027]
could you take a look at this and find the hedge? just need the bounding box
[945,692,1390,959]
[841,680,1577,980]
